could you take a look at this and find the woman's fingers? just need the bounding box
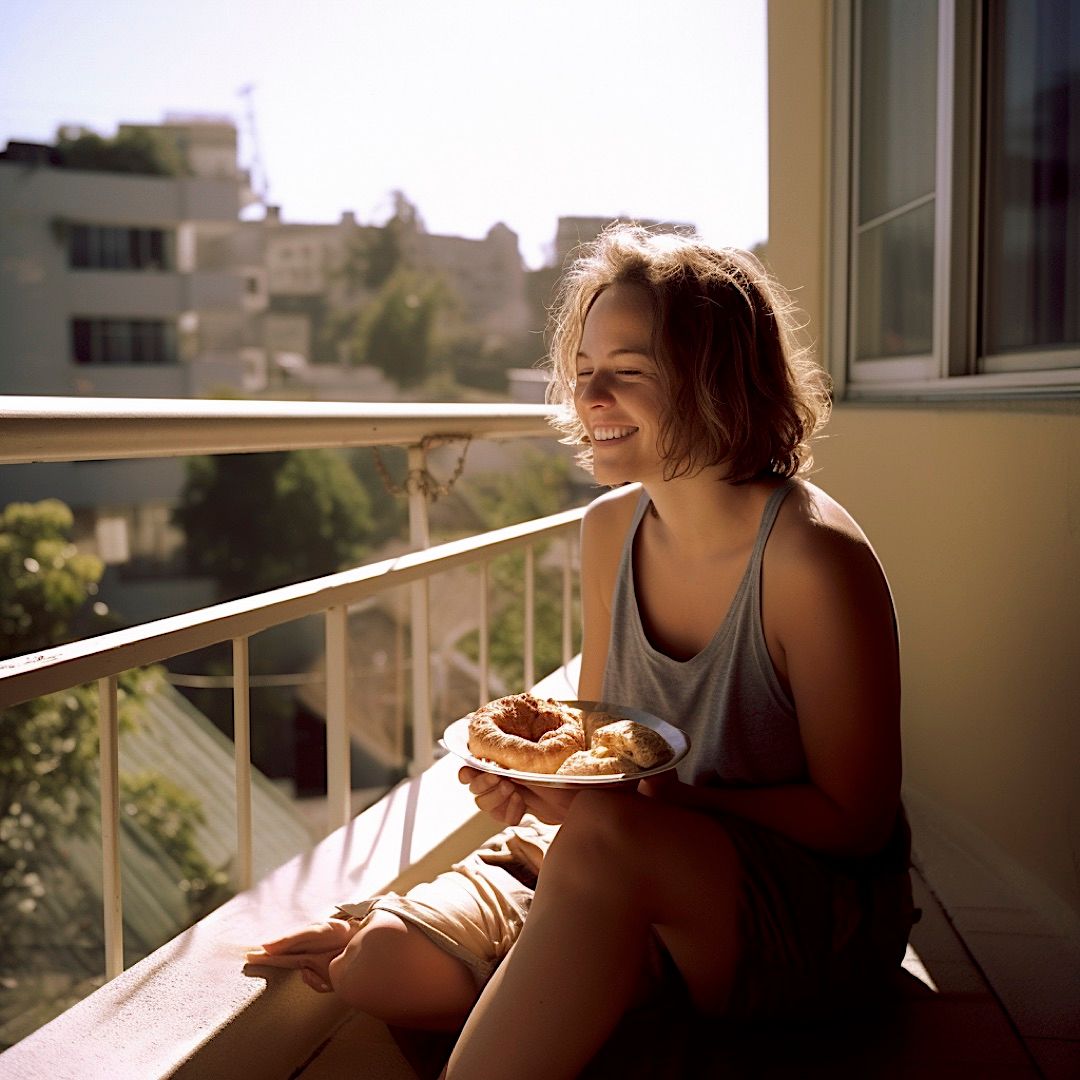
[246,948,334,993]
[300,968,333,994]
[257,918,352,956]
[458,767,527,825]
[245,948,318,969]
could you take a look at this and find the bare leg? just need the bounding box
[330,910,479,1031]
[445,791,743,1080]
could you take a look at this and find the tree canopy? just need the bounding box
[0,500,104,660]
[0,500,229,1021]
[173,449,375,598]
[53,126,187,177]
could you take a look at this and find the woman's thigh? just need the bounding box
[544,791,745,1013]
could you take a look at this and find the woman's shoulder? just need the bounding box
[778,478,873,547]
[581,483,645,533]
[579,484,643,578]
[771,478,888,592]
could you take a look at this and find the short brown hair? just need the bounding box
[546,224,831,484]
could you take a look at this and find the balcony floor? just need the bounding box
[295,866,1075,1078]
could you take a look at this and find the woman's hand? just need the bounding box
[459,766,578,825]
[638,769,691,805]
[244,917,358,994]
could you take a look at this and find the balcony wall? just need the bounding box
[0,165,240,225]
[67,269,187,315]
[767,0,1080,936]
[815,405,1080,931]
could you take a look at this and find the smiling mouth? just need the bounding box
[591,426,638,443]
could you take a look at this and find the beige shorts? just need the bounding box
[336,815,558,988]
[336,810,915,1015]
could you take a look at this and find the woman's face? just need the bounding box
[574,282,667,486]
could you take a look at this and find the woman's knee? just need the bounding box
[329,910,476,1023]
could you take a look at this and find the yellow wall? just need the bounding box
[814,406,1080,922]
[769,0,1080,925]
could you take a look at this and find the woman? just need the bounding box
[249,226,915,1078]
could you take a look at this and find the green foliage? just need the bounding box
[0,500,104,659]
[347,446,409,547]
[462,452,580,529]
[0,500,230,982]
[0,669,161,930]
[54,126,186,177]
[327,191,463,388]
[173,449,375,597]
[454,453,586,688]
[354,269,448,387]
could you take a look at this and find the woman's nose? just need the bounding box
[578,372,614,405]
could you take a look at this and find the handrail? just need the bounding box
[0,395,560,464]
[0,507,585,709]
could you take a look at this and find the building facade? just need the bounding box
[0,119,255,400]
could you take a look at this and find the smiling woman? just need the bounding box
[249,225,914,1080]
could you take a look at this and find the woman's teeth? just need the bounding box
[593,426,637,442]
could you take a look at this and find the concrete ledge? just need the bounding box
[0,753,495,1080]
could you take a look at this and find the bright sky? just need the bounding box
[0,0,768,269]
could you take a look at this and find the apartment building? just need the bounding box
[0,118,255,617]
[0,118,255,400]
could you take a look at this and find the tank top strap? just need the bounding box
[752,480,797,556]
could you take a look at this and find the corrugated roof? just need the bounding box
[5,680,314,976]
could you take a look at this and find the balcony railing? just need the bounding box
[0,395,583,983]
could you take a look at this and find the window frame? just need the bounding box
[70,317,179,366]
[68,223,173,272]
[829,0,1080,401]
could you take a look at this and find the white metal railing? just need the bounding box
[0,396,584,980]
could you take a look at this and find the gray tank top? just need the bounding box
[601,481,806,787]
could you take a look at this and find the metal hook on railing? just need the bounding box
[371,434,472,501]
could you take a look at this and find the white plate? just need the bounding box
[439,700,690,789]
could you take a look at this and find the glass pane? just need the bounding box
[856,200,936,359]
[982,0,1080,356]
[858,0,938,224]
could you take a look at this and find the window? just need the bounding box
[69,224,172,270]
[837,0,1079,396]
[980,1,1079,370]
[71,318,178,365]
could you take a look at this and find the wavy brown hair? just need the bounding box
[546,224,831,484]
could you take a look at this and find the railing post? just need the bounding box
[563,535,574,667]
[407,444,433,771]
[479,560,490,706]
[325,605,351,832]
[524,544,535,690]
[232,637,253,890]
[98,675,123,981]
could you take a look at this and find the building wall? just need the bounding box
[767,0,1080,929]
[0,162,242,397]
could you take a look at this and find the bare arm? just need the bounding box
[577,487,639,699]
[645,523,902,858]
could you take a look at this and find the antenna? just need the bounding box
[237,83,269,205]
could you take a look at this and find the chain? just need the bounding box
[371,435,472,501]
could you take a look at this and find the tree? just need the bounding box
[0,500,105,659]
[325,191,464,387]
[0,501,230,1016]
[358,269,447,387]
[54,125,186,177]
[173,449,375,598]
